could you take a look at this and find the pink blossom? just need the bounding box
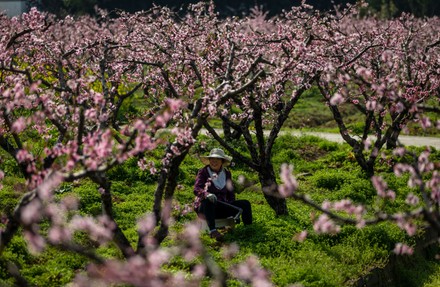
[396,215,417,236]
[393,163,413,177]
[84,108,97,120]
[371,176,388,198]
[137,158,147,170]
[48,225,72,243]
[66,79,78,90]
[165,98,184,112]
[24,230,46,254]
[11,117,27,133]
[137,213,156,235]
[231,255,273,286]
[69,215,114,243]
[222,242,240,259]
[420,117,432,129]
[393,147,406,157]
[278,164,298,197]
[37,171,64,200]
[366,100,377,111]
[21,200,42,225]
[93,92,104,105]
[356,220,366,229]
[393,243,414,255]
[427,171,440,194]
[321,200,332,210]
[182,222,202,248]
[431,190,440,204]
[150,166,157,175]
[192,264,207,278]
[408,176,422,188]
[394,102,405,113]
[313,214,340,234]
[405,193,419,206]
[148,249,171,269]
[155,115,167,128]
[170,144,181,155]
[330,93,344,105]
[61,195,79,210]
[293,231,308,242]
[363,138,371,151]
[418,151,434,173]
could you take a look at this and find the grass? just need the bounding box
[0,134,439,286]
[284,86,440,137]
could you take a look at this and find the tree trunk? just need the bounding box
[222,119,233,142]
[352,145,375,177]
[386,124,402,150]
[138,167,168,253]
[152,169,168,223]
[259,166,288,216]
[92,173,135,258]
[143,115,207,251]
[154,150,189,245]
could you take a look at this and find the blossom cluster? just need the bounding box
[0,1,438,286]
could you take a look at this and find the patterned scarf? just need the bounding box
[208,167,226,189]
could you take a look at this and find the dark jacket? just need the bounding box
[193,165,235,210]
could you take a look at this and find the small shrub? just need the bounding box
[0,179,23,216]
[0,153,21,177]
[73,180,102,216]
[337,179,376,204]
[318,141,339,152]
[272,148,300,165]
[107,156,160,183]
[311,169,349,190]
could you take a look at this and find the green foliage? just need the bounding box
[107,156,160,183]
[1,134,439,286]
[285,87,333,129]
[222,196,411,287]
[311,169,349,190]
[0,152,21,177]
[22,248,86,287]
[0,177,24,216]
[112,181,156,229]
[73,180,102,216]
[337,178,376,203]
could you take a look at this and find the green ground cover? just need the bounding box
[284,87,439,137]
[0,134,439,286]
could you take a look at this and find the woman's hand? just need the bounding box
[206,193,217,203]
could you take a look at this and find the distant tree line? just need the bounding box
[32,0,440,18]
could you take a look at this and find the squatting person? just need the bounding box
[193,148,252,240]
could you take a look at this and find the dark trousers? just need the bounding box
[198,199,252,231]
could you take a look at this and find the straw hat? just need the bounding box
[200,148,232,166]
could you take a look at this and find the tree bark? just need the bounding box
[259,165,288,216]
[91,172,135,258]
[154,149,189,245]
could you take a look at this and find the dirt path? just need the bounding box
[203,129,439,149]
[285,131,440,149]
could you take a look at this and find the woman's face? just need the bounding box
[209,157,223,172]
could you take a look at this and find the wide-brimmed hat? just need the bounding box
[200,148,232,166]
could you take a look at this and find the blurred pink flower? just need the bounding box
[393,243,413,255]
[330,93,344,105]
[293,231,308,242]
[11,117,26,133]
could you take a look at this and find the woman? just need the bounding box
[193,148,252,240]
